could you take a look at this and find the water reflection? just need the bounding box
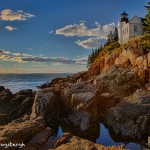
[59,121,100,142]
[52,123,142,150]
[96,124,141,150]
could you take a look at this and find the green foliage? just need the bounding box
[87,27,119,67]
[104,27,118,47]
[123,36,149,54]
[143,2,150,52]
[103,41,120,53]
[87,45,103,67]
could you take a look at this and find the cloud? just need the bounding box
[17,56,87,65]
[56,23,98,37]
[29,64,43,67]
[22,53,33,57]
[75,38,102,49]
[0,55,10,60]
[5,26,17,31]
[0,48,87,65]
[103,23,115,33]
[27,48,32,50]
[74,56,88,65]
[49,30,53,34]
[76,56,88,61]
[0,49,11,55]
[12,53,21,56]
[56,22,115,49]
[11,57,23,63]
[21,57,77,65]
[0,9,35,21]
[56,22,115,39]
[79,20,86,23]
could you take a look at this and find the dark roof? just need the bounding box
[121,11,128,15]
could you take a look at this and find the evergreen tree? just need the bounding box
[87,54,91,67]
[105,31,113,46]
[104,27,118,47]
[143,2,150,51]
[87,45,104,67]
[87,26,119,67]
[113,27,118,42]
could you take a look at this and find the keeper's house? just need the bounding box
[118,11,144,44]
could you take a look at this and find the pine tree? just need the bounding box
[143,2,150,52]
[113,27,118,42]
[87,45,104,67]
[87,54,91,67]
[105,32,112,46]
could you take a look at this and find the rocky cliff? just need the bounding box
[0,37,149,149]
[30,38,150,146]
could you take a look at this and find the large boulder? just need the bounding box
[135,55,148,69]
[0,88,35,126]
[115,55,130,67]
[0,89,13,103]
[24,128,53,150]
[106,89,150,139]
[24,132,123,150]
[0,86,5,92]
[0,119,45,145]
[31,88,59,124]
[104,53,119,70]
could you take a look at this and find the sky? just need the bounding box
[0,0,148,73]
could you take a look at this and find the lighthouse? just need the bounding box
[118,11,144,44]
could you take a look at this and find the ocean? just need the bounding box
[0,73,72,93]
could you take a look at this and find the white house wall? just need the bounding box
[129,16,143,40]
[129,23,143,39]
[118,15,143,44]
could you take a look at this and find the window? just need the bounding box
[134,25,138,32]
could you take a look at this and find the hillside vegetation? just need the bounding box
[95,36,149,64]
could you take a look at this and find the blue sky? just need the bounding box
[0,0,148,73]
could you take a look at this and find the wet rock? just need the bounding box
[2,89,13,96]
[0,89,13,105]
[0,86,5,92]
[0,114,11,125]
[0,119,45,144]
[66,111,90,131]
[0,87,35,125]
[53,133,123,150]
[16,89,33,97]
[24,128,53,150]
[22,130,123,150]
[31,89,59,124]
[106,89,150,139]
[12,95,26,103]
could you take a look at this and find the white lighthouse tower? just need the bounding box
[118,11,129,44]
